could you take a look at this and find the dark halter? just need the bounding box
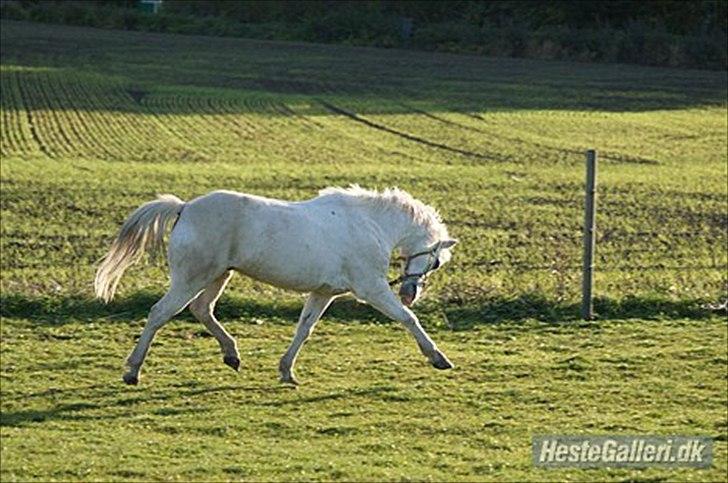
[388,241,443,287]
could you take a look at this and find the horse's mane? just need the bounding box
[318,185,448,239]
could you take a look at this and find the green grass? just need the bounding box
[1,20,726,481]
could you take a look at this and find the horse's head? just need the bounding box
[398,239,457,307]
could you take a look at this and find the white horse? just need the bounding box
[95,186,457,385]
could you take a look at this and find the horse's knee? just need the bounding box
[147,301,176,329]
[146,305,163,327]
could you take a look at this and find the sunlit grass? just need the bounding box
[1,20,726,482]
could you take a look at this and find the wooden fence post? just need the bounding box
[582,150,597,320]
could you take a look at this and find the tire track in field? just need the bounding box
[389,100,530,159]
[255,78,412,162]
[271,102,323,129]
[479,111,660,164]
[396,101,659,164]
[294,87,425,162]
[316,99,507,162]
[325,83,459,161]
[222,93,355,163]
[204,96,263,139]
[395,102,485,134]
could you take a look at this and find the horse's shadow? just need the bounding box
[0,402,104,427]
[0,291,390,326]
[0,291,719,329]
[0,380,395,428]
[0,381,276,427]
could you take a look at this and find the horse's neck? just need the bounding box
[364,205,427,255]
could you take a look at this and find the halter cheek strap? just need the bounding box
[388,241,443,287]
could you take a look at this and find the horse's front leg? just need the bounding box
[279,292,334,385]
[355,281,453,370]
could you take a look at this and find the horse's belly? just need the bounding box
[232,260,338,293]
[234,270,301,291]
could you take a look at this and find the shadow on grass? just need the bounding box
[0,381,275,427]
[0,291,720,329]
[0,291,389,326]
[254,384,397,407]
[441,293,721,330]
[0,380,398,427]
[0,400,214,427]
[0,402,102,427]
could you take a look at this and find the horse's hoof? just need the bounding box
[431,353,454,370]
[122,373,139,385]
[223,356,240,372]
[279,374,299,386]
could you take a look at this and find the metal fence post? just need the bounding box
[582,150,597,320]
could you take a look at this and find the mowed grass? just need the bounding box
[1,20,726,481]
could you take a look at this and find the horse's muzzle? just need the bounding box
[399,282,419,307]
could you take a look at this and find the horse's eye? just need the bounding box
[432,259,441,270]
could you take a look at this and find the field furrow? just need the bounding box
[40,72,115,159]
[10,71,53,157]
[25,73,78,157]
[58,82,137,160]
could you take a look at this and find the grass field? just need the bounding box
[1,20,727,481]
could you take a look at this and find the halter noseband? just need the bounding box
[388,241,443,287]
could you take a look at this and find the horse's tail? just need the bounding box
[95,194,185,303]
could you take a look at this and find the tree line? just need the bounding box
[2,0,726,69]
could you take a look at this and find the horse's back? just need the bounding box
[189,190,288,210]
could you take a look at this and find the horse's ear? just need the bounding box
[440,239,458,249]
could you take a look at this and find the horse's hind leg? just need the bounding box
[188,271,240,371]
[279,293,334,385]
[123,276,210,385]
